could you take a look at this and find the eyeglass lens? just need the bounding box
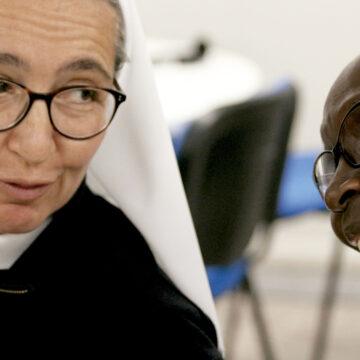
[0,81,28,128]
[51,88,116,138]
[0,80,117,139]
[314,152,337,197]
[315,105,360,198]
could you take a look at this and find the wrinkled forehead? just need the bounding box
[0,0,117,22]
[322,56,360,148]
[0,0,119,81]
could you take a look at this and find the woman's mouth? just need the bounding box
[0,180,52,202]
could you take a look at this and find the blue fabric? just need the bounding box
[206,259,248,298]
[276,151,326,217]
[171,121,193,155]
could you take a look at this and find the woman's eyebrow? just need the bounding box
[56,58,112,81]
[0,52,29,70]
[0,54,113,82]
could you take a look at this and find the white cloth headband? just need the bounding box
[87,0,222,347]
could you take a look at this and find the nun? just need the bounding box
[0,0,223,358]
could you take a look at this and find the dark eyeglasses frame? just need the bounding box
[0,78,126,140]
[313,101,360,197]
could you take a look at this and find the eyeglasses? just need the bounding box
[0,78,126,140]
[313,101,360,199]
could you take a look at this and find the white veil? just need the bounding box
[87,0,222,348]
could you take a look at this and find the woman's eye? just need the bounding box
[0,81,11,93]
[56,87,107,108]
[72,89,98,103]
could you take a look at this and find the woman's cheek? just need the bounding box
[60,131,106,168]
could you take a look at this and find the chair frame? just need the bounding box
[178,80,297,359]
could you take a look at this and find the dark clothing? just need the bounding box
[0,183,223,359]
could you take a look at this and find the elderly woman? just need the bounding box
[0,0,223,358]
[314,56,360,252]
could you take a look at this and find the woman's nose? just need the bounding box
[325,158,360,212]
[7,100,56,164]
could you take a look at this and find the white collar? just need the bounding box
[0,219,50,270]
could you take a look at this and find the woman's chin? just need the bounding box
[0,204,45,234]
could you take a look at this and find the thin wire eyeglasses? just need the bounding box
[313,101,360,199]
[0,78,126,140]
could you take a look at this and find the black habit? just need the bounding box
[0,182,223,359]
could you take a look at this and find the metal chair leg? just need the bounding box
[223,289,243,360]
[310,237,343,360]
[242,273,276,360]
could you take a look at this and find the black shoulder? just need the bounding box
[56,184,223,358]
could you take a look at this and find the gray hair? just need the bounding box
[105,0,127,74]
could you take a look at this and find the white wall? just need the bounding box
[136,0,360,151]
